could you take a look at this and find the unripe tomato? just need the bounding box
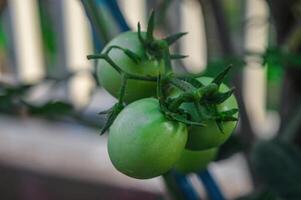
[169,77,238,150]
[97,32,164,103]
[174,148,218,174]
[108,98,188,179]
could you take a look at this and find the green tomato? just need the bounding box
[97,32,164,103]
[170,77,238,150]
[108,98,188,179]
[174,148,218,174]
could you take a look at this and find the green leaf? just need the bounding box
[163,32,188,46]
[251,139,301,199]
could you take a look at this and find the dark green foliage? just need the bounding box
[251,139,301,200]
[27,101,73,117]
[0,84,32,113]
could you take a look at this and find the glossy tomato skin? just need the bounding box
[108,98,188,179]
[174,148,218,174]
[170,77,238,150]
[97,32,164,103]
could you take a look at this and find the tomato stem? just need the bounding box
[87,53,157,82]
[162,45,173,74]
[118,74,127,104]
[169,78,195,91]
[168,83,218,112]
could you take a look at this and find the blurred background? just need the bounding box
[0,0,299,199]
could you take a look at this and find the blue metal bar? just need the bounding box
[104,0,130,32]
[197,169,225,200]
[172,171,201,200]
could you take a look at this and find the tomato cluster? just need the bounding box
[88,12,239,179]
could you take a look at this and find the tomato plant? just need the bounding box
[174,148,218,174]
[97,31,165,103]
[89,11,238,181]
[91,11,186,103]
[169,76,238,150]
[108,98,188,179]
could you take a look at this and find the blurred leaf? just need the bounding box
[0,84,32,113]
[38,2,57,59]
[0,20,7,49]
[28,101,73,117]
[6,85,32,95]
[251,139,301,199]
[0,95,13,112]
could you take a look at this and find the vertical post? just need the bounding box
[62,0,94,108]
[8,0,44,83]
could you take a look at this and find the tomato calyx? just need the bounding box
[158,66,239,133]
[137,11,187,64]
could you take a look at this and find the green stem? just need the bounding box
[118,74,127,104]
[162,44,173,74]
[87,54,157,82]
[169,78,195,91]
[105,45,123,54]
[168,92,195,111]
[169,83,218,111]
[194,101,208,121]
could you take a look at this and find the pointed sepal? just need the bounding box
[137,22,146,45]
[100,103,124,135]
[164,32,188,46]
[204,88,235,104]
[212,65,232,86]
[123,49,141,63]
[146,10,155,42]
